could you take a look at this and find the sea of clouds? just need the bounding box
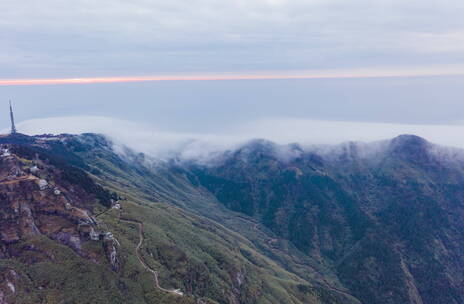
[9,116,464,162]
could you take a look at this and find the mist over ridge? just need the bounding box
[8,115,464,164]
[3,115,464,304]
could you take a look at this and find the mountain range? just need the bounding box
[0,132,463,304]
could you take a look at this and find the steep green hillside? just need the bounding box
[0,134,351,304]
[4,132,462,304]
[188,136,464,304]
[64,134,359,301]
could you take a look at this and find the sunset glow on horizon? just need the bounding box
[2,68,464,86]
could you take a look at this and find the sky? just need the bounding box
[2,0,464,151]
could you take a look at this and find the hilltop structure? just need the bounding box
[9,100,17,134]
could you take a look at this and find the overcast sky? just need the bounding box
[1,0,464,147]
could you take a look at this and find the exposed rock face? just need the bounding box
[104,239,119,271]
[0,140,118,268]
[0,149,88,251]
[0,269,20,304]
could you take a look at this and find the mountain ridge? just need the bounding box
[1,132,463,304]
[0,133,353,304]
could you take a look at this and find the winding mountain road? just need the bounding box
[119,217,184,296]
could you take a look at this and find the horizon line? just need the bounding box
[1,69,464,86]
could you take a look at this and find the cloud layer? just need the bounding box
[2,0,464,78]
[3,1,464,163]
[3,66,464,86]
[11,116,464,161]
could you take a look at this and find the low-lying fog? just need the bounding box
[8,116,464,162]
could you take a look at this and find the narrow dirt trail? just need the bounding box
[119,217,184,296]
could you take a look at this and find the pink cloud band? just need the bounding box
[1,69,463,86]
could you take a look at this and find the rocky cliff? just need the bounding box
[0,137,122,303]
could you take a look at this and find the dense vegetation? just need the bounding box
[188,136,464,304]
[0,134,350,304]
[2,133,463,304]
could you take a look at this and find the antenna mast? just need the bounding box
[9,100,17,134]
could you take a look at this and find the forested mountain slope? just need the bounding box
[1,132,463,304]
[189,135,464,304]
[0,133,351,304]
